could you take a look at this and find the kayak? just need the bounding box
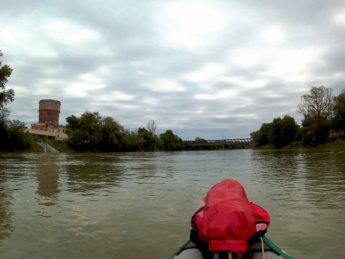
[170,236,295,259]
[170,179,295,259]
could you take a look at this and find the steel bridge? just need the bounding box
[184,138,252,147]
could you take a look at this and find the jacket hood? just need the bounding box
[191,179,270,253]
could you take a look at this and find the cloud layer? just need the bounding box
[1,0,345,139]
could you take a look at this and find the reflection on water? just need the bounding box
[0,154,19,240]
[36,155,60,199]
[0,178,14,240]
[64,154,122,194]
[0,150,344,259]
[303,149,345,207]
[251,148,345,259]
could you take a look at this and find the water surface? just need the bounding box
[0,149,344,258]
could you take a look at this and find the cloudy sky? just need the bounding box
[1,0,345,139]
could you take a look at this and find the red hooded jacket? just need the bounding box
[191,179,270,253]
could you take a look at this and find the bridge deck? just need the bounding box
[185,138,252,146]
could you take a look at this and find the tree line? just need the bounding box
[251,86,345,148]
[1,50,344,151]
[65,112,184,152]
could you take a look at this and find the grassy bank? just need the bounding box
[313,139,345,150]
[45,139,74,152]
[253,139,345,150]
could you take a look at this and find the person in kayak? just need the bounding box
[170,179,294,259]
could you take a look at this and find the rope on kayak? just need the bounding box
[261,237,266,259]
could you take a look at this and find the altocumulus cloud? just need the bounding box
[1,0,345,139]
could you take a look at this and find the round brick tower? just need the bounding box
[39,99,61,127]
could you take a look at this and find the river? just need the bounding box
[0,149,344,258]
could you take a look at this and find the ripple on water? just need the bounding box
[0,150,344,259]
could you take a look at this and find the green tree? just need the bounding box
[0,51,14,126]
[333,90,345,131]
[159,129,184,151]
[66,112,101,151]
[251,116,299,148]
[66,111,125,151]
[250,123,272,147]
[0,51,15,150]
[0,52,37,152]
[298,86,334,145]
[137,127,161,151]
[269,115,299,148]
[301,117,331,145]
[0,120,36,151]
[297,86,334,120]
[121,130,142,151]
[100,116,124,151]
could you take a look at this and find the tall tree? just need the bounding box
[159,129,184,151]
[297,86,333,120]
[0,51,14,125]
[333,90,345,130]
[66,111,125,151]
[298,86,334,145]
[251,115,299,148]
[100,116,124,151]
[147,120,157,135]
[250,123,272,147]
[269,115,299,148]
[137,127,161,151]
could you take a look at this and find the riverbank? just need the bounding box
[44,139,73,152]
[3,138,344,153]
[43,139,345,153]
[254,139,345,150]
